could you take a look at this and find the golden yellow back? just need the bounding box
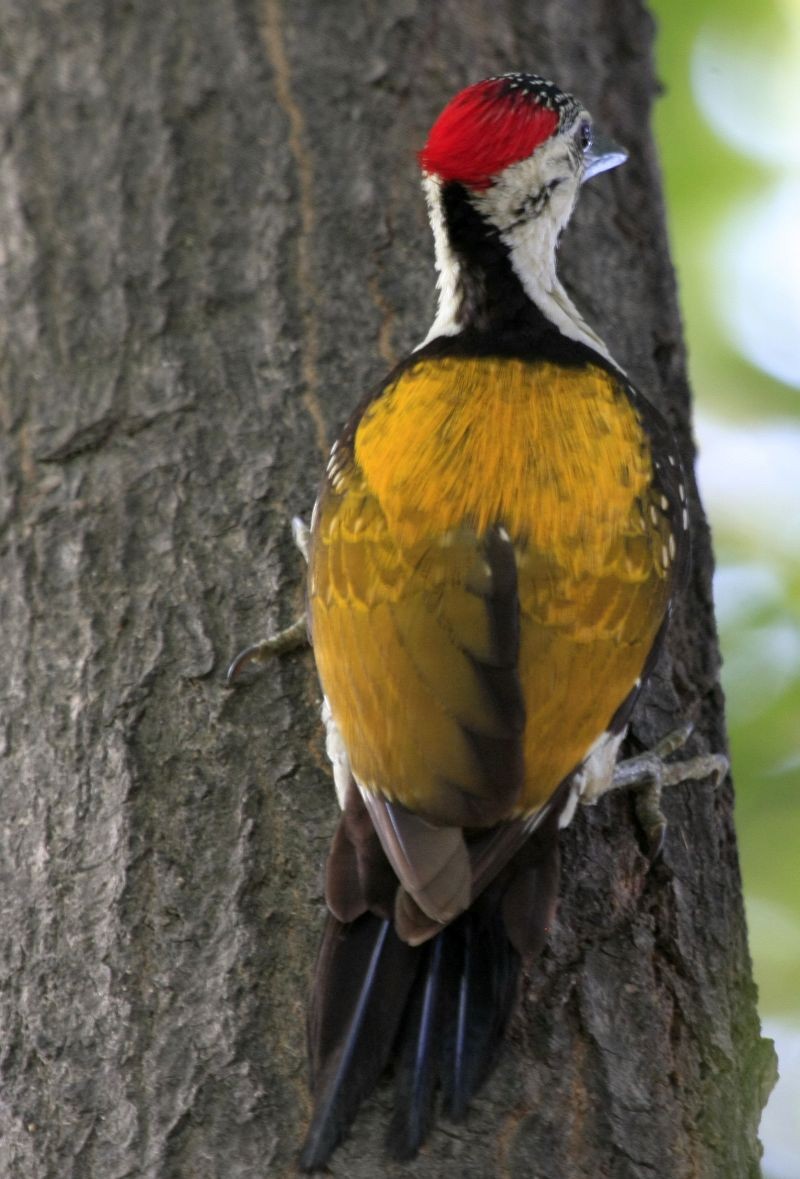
[309,356,675,821]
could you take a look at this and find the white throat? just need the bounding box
[505,219,616,365]
[417,174,620,372]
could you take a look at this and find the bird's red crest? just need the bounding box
[419,75,567,190]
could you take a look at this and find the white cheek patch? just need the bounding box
[419,145,623,373]
[471,147,574,233]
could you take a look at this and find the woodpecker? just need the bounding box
[229,71,728,1169]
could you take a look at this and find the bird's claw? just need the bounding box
[226,516,312,686]
[612,723,729,862]
[226,616,309,685]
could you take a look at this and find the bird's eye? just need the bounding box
[577,120,592,152]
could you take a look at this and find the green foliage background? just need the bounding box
[649,1,800,1172]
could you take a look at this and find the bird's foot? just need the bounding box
[611,723,729,860]
[227,616,309,684]
[227,515,311,685]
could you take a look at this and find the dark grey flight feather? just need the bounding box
[300,822,567,1170]
[300,914,420,1172]
[439,903,520,1121]
[385,934,446,1159]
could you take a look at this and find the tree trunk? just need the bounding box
[0,1,775,1176]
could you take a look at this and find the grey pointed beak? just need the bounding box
[581,130,628,183]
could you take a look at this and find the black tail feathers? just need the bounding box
[299,901,520,1171]
[298,914,418,1172]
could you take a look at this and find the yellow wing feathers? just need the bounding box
[309,356,674,823]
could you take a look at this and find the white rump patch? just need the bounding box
[559,727,627,828]
[320,697,351,810]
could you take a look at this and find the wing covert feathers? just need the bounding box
[310,489,526,828]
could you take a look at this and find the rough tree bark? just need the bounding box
[0,1,776,1176]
